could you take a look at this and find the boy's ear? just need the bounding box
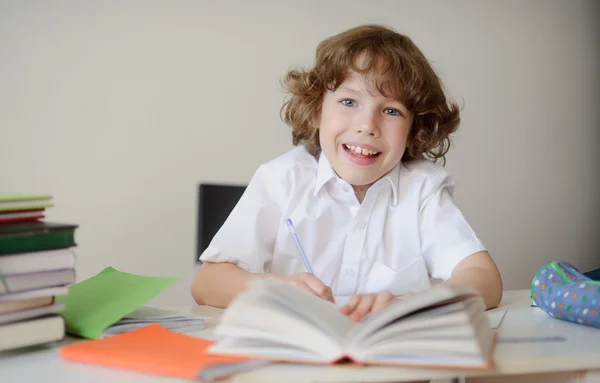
[311,110,321,130]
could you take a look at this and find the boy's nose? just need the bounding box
[355,111,380,136]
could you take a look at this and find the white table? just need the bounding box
[1,290,599,382]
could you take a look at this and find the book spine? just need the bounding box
[0,231,76,255]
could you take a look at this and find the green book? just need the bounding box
[0,221,77,255]
[56,267,180,339]
[0,192,54,212]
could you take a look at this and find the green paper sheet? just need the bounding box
[56,267,180,339]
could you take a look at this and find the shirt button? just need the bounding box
[345,268,355,276]
[356,221,366,230]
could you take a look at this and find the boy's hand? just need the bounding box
[339,291,403,322]
[280,273,335,303]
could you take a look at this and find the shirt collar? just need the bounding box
[314,152,338,196]
[313,152,401,206]
[383,161,401,207]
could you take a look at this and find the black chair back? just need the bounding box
[196,183,246,263]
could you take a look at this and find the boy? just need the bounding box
[191,24,502,321]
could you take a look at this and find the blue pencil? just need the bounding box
[285,218,314,275]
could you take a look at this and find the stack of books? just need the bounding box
[0,193,78,352]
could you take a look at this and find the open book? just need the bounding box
[209,278,495,369]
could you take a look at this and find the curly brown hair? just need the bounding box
[281,24,460,163]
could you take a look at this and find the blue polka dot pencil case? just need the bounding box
[531,261,600,329]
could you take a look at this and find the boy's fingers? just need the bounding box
[339,294,360,315]
[304,275,335,303]
[284,274,332,302]
[319,287,335,303]
[350,295,375,322]
[372,291,395,312]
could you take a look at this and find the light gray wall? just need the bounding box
[1,0,598,306]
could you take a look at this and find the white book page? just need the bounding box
[210,337,334,363]
[351,284,478,342]
[216,299,340,354]
[355,311,492,362]
[485,302,510,329]
[214,282,350,360]
[251,279,356,342]
[355,311,470,350]
[356,338,482,360]
[349,299,471,346]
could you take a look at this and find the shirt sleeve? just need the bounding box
[199,164,288,273]
[419,171,487,280]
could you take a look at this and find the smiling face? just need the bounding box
[318,71,414,190]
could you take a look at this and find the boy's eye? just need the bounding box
[340,99,356,107]
[384,108,402,116]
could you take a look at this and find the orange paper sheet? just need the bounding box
[59,324,253,380]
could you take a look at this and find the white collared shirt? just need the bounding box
[200,146,486,302]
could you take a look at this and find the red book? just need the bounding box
[0,209,45,224]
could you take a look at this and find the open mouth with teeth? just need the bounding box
[343,144,382,158]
